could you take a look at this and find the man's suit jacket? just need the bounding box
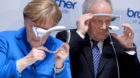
[56,29,140,78]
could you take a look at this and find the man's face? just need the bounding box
[88,16,112,41]
[87,1,112,41]
[25,19,54,48]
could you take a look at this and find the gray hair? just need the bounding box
[82,0,112,14]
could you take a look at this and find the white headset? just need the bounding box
[32,26,70,53]
[93,13,120,31]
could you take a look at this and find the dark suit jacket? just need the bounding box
[56,29,140,78]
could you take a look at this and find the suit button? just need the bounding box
[10,75,14,78]
[32,67,36,71]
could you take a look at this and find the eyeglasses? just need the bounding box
[91,16,112,26]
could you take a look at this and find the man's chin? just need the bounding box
[94,36,108,41]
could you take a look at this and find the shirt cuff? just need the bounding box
[54,64,65,74]
[16,61,22,77]
[76,31,85,39]
[125,51,136,55]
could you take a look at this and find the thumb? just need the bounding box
[37,46,48,52]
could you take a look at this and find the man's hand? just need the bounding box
[77,13,93,35]
[17,46,48,73]
[55,43,69,69]
[111,24,134,49]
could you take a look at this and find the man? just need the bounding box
[0,0,71,78]
[56,0,140,78]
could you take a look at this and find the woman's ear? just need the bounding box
[24,18,33,27]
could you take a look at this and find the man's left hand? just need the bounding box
[111,24,134,49]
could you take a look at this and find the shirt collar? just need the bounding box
[90,38,104,53]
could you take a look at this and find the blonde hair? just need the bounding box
[24,0,62,26]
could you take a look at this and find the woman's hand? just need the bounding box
[17,46,48,73]
[54,43,69,68]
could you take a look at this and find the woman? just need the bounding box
[0,0,71,78]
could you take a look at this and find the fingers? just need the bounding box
[121,24,134,38]
[24,47,47,65]
[32,48,46,60]
[55,50,66,59]
[37,50,46,60]
[77,13,93,24]
[55,43,69,62]
[36,46,48,52]
[77,13,93,35]
[62,43,69,54]
[35,46,48,60]
[55,43,70,68]
[84,14,93,26]
[55,44,69,64]
[55,43,69,54]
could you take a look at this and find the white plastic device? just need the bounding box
[32,26,66,38]
[32,26,70,53]
[109,25,119,31]
[93,13,120,18]
[93,13,120,32]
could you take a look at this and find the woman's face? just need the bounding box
[25,18,54,48]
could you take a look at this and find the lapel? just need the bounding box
[15,27,32,70]
[44,36,56,52]
[96,46,109,77]
[15,27,29,56]
[81,34,94,77]
[82,46,94,77]
[96,36,118,77]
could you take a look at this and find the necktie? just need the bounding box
[92,40,101,78]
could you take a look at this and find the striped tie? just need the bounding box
[92,40,101,78]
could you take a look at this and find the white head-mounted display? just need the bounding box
[32,26,70,53]
[93,13,121,31]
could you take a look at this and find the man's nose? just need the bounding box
[100,22,107,30]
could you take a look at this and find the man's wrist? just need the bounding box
[125,51,136,55]
[124,44,136,51]
[77,29,86,35]
[76,30,85,39]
